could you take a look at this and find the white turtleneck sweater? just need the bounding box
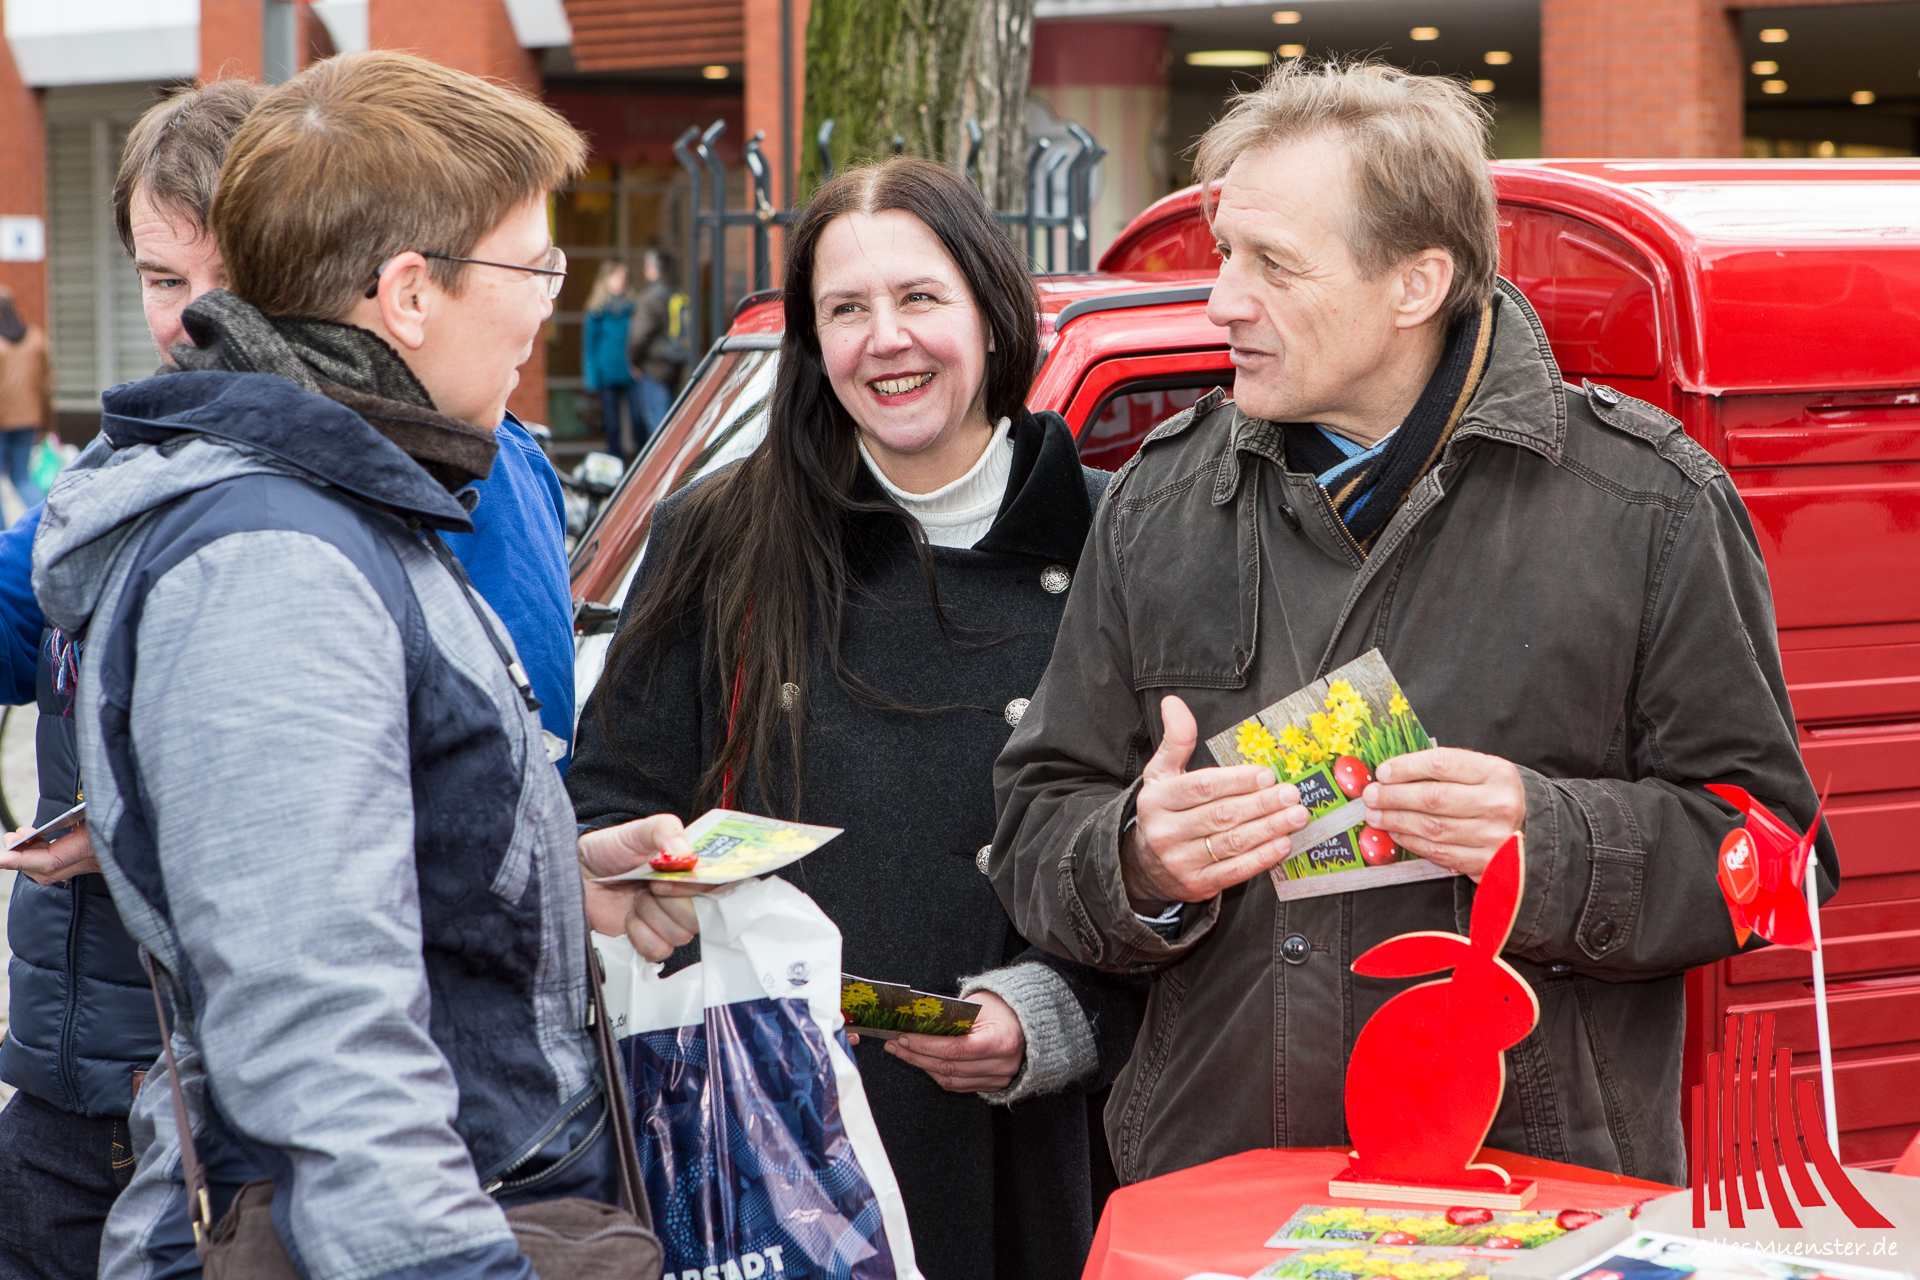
[858,417,1014,549]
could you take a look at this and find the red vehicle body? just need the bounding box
[570,159,1920,1169]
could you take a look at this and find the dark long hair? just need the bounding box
[600,157,1040,813]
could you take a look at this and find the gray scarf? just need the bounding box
[174,289,498,490]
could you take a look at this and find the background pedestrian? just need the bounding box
[581,258,642,460]
[0,289,53,509]
[622,248,680,451]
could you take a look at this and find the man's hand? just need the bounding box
[1361,747,1527,882]
[1121,695,1311,912]
[579,816,711,961]
[884,991,1026,1094]
[0,821,98,885]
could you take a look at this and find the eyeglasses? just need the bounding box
[363,246,569,300]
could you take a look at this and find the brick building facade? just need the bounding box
[1,0,1910,439]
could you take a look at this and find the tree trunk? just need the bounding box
[801,0,1034,214]
[802,0,979,191]
[952,0,1034,213]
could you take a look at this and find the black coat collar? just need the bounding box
[975,410,1097,565]
[851,409,1096,565]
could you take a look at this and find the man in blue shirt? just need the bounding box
[0,80,577,1279]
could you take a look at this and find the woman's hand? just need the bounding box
[0,820,99,885]
[883,991,1026,1094]
[579,816,710,961]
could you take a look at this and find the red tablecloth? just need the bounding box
[1083,1147,1677,1280]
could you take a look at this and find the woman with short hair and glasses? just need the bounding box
[42,51,684,1280]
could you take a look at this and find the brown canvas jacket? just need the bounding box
[0,323,53,431]
[990,280,1835,1188]
[624,283,678,384]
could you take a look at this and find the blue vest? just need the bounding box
[0,632,160,1117]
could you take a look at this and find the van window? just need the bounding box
[1499,207,1660,378]
[1079,378,1232,471]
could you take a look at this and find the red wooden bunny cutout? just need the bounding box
[1337,833,1540,1204]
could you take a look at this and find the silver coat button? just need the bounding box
[1590,383,1621,405]
[975,844,993,874]
[779,682,799,710]
[1004,697,1030,727]
[1041,564,1072,594]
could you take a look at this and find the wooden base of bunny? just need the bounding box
[1328,1174,1538,1210]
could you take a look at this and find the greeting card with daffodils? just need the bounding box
[839,976,981,1041]
[1206,650,1453,901]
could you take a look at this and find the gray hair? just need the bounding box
[1193,58,1498,325]
[114,80,271,256]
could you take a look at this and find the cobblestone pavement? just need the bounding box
[1,704,41,1104]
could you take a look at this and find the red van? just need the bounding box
[569,159,1920,1169]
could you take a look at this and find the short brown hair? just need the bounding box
[114,79,270,256]
[214,51,587,320]
[1193,58,1498,325]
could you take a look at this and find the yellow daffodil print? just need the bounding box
[1237,721,1280,761]
[842,981,979,1036]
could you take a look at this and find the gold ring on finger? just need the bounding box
[1205,835,1221,862]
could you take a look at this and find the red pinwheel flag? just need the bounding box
[1704,784,1818,951]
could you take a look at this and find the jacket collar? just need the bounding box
[974,410,1097,564]
[1447,279,1566,466]
[1214,279,1567,505]
[100,370,475,530]
[853,410,1095,565]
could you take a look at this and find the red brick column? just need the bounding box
[1541,0,1742,157]
[370,0,540,88]
[201,0,267,82]
[0,12,46,329]
[368,0,548,423]
[744,0,807,209]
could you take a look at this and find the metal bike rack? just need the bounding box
[674,117,1106,346]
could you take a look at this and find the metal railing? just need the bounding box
[672,118,1106,348]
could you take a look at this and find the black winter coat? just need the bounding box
[569,410,1146,1280]
[0,631,159,1117]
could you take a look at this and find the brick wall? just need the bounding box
[566,1,744,73]
[0,4,46,329]
[1541,0,1743,156]
[369,0,549,424]
[200,0,266,82]
[744,0,807,211]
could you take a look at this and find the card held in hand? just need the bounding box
[1206,649,1457,902]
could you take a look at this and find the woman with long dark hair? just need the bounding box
[569,158,1142,1280]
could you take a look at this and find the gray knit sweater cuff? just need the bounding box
[959,962,1098,1106]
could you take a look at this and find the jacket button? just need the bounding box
[1587,919,1616,951]
[1041,564,1072,594]
[1590,383,1622,406]
[1004,697,1030,727]
[1281,933,1311,965]
[975,844,993,875]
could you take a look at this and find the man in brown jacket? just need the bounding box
[990,61,1833,1189]
[0,288,53,507]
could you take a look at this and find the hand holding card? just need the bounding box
[592,809,843,885]
[0,802,97,886]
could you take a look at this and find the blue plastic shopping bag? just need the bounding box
[595,878,920,1280]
